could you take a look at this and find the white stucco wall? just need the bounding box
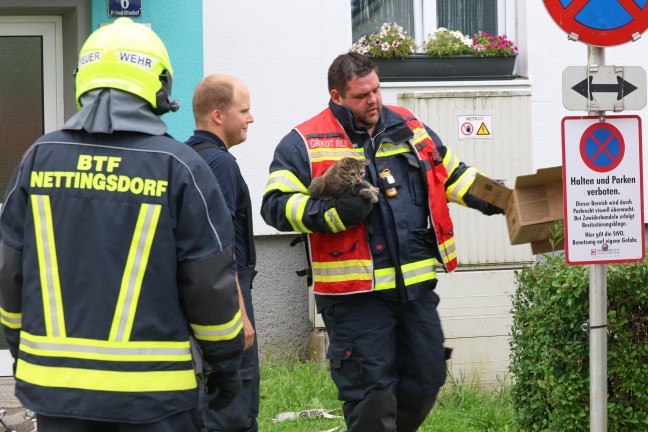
[205,2,648,223]
[202,1,352,236]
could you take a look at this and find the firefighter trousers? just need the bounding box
[35,409,200,431]
[320,288,448,432]
[200,265,259,432]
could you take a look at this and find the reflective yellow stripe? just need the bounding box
[324,207,346,233]
[447,167,477,205]
[401,258,437,286]
[443,148,460,177]
[376,142,411,157]
[20,332,191,362]
[16,359,197,392]
[285,194,312,233]
[309,148,364,162]
[191,310,243,342]
[110,204,161,342]
[439,238,457,263]
[410,127,429,146]
[374,267,396,290]
[31,195,66,338]
[0,307,21,329]
[312,259,372,282]
[264,170,308,194]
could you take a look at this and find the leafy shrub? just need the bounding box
[510,250,648,431]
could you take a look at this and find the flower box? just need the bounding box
[370,54,518,82]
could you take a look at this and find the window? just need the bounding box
[351,0,516,48]
[0,17,63,204]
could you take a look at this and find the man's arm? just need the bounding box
[261,130,373,234]
[175,156,244,374]
[0,159,30,365]
[204,152,254,350]
[427,126,504,215]
[236,276,255,349]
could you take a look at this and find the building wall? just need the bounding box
[90,0,204,142]
[252,236,311,360]
[201,1,352,236]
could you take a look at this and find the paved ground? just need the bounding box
[0,377,35,432]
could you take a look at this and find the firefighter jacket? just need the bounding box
[261,101,497,300]
[0,128,244,423]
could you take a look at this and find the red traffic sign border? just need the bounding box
[544,0,648,47]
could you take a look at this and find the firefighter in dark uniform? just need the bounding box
[0,18,243,432]
[186,75,260,432]
[261,52,504,432]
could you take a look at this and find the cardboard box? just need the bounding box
[469,166,564,252]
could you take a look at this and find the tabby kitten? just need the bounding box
[308,157,379,203]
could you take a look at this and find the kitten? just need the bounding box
[308,157,379,203]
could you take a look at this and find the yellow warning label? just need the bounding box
[476,122,491,136]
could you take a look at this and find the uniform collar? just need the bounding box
[185,130,229,152]
[328,100,404,137]
[63,88,167,135]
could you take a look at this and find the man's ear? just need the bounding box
[210,109,223,125]
[330,89,342,104]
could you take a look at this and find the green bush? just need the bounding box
[510,251,648,431]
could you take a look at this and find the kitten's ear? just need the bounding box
[361,159,370,166]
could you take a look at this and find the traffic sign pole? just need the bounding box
[588,46,607,432]
[546,1,648,429]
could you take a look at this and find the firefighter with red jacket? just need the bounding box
[0,18,243,431]
[261,52,503,432]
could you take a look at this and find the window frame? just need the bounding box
[0,16,64,133]
[413,0,517,46]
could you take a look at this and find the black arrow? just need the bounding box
[572,75,638,101]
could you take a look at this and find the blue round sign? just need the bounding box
[579,122,625,172]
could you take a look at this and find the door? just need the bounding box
[0,16,63,376]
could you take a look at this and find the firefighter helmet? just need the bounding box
[75,17,178,114]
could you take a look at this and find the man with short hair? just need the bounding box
[0,18,244,432]
[186,74,259,432]
[261,52,503,432]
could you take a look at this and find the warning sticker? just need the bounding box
[458,115,492,140]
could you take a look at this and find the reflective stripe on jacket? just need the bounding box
[261,102,481,298]
[388,105,458,272]
[295,110,373,294]
[294,106,456,295]
[0,129,243,422]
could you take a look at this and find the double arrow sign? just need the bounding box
[562,66,647,112]
[571,75,638,101]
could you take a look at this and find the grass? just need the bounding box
[258,356,517,432]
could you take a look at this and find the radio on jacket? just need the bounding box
[379,169,397,197]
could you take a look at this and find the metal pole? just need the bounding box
[588,45,608,432]
[589,263,607,431]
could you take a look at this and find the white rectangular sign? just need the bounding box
[458,115,492,140]
[562,115,645,264]
[562,66,647,112]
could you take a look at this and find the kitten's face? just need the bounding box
[339,158,369,184]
